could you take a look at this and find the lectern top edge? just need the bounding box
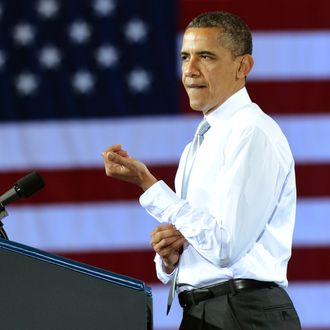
[0,237,147,292]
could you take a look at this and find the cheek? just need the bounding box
[181,73,187,87]
[207,75,222,95]
[211,69,234,90]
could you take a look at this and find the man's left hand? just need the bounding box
[150,224,187,274]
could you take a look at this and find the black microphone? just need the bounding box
[0,171,45,206]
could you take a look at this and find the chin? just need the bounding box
[190,107,203,113]
[189,102,205,112]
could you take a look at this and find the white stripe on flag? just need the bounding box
[4,198,330,252]
[150,284,182,330]
[0,116,194,169]
[252,31,330,80]
[177,31,330,80]
[287,281,330,328]
[1,115,330,170]
[274,114,330,164]
[4,202,156,252]
[294,198,330,247]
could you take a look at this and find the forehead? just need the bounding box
[181,27,222,50]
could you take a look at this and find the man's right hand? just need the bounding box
[150,224,186,274]
[102,144,158,191]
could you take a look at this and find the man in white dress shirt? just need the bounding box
[102,11,301,330]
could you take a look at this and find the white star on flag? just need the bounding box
[68,21,92,44]
[39,45,62,69]
[13,23,35,46]
[15,72,39,95]
[127,68,151,93]
[0,50,6,69]
[124,18,148,43]
[95,45,119,68]
[93,0,115,16]
[36,0,60,19]
[72,70,95,94]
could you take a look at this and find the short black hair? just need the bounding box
[186,11,252,57]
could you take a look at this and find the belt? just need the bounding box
[178,279,278,308]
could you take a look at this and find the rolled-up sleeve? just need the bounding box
[140,127,289,270]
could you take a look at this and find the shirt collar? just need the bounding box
[205,87,252,126]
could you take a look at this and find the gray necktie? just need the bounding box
[166,117,210,315]
[181,118,210,199]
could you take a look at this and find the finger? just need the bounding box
[107,151,132,167]
[171,236,187,250]
[117,149,129,157]
[151,235,186,252]
[157,246,180,260]
[154,238,185,259]
[150,228,182,245]
[150,235,180,248]
[102,144,123,155]
[150,224,176,236]
[153,242,177,257]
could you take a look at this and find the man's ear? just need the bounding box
[237,54,254,79]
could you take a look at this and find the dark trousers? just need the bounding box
[179,286,301,330]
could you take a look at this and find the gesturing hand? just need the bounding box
[102,144,158,191]
[150,224,187,274]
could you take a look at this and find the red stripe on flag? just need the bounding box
[295,164,330,197]
[248,81,330,115]
[181,81,330,115]
[56,246,330,284]
[180,0,330,30]
[289,246,330,281]
[0,166,175,204]
[57,249,158,284]
[0,163,329,204]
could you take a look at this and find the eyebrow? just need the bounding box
[181,50,217,57]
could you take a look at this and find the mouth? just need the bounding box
[186,83,207,90]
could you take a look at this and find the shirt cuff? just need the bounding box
[139,180,181,223]
[154,253,176,284]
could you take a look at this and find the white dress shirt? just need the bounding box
[140,87,296,291]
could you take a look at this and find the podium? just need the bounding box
[0,238,153,330]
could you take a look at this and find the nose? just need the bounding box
[183,57,200,78]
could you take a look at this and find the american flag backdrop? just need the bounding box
[0,0,330,329]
